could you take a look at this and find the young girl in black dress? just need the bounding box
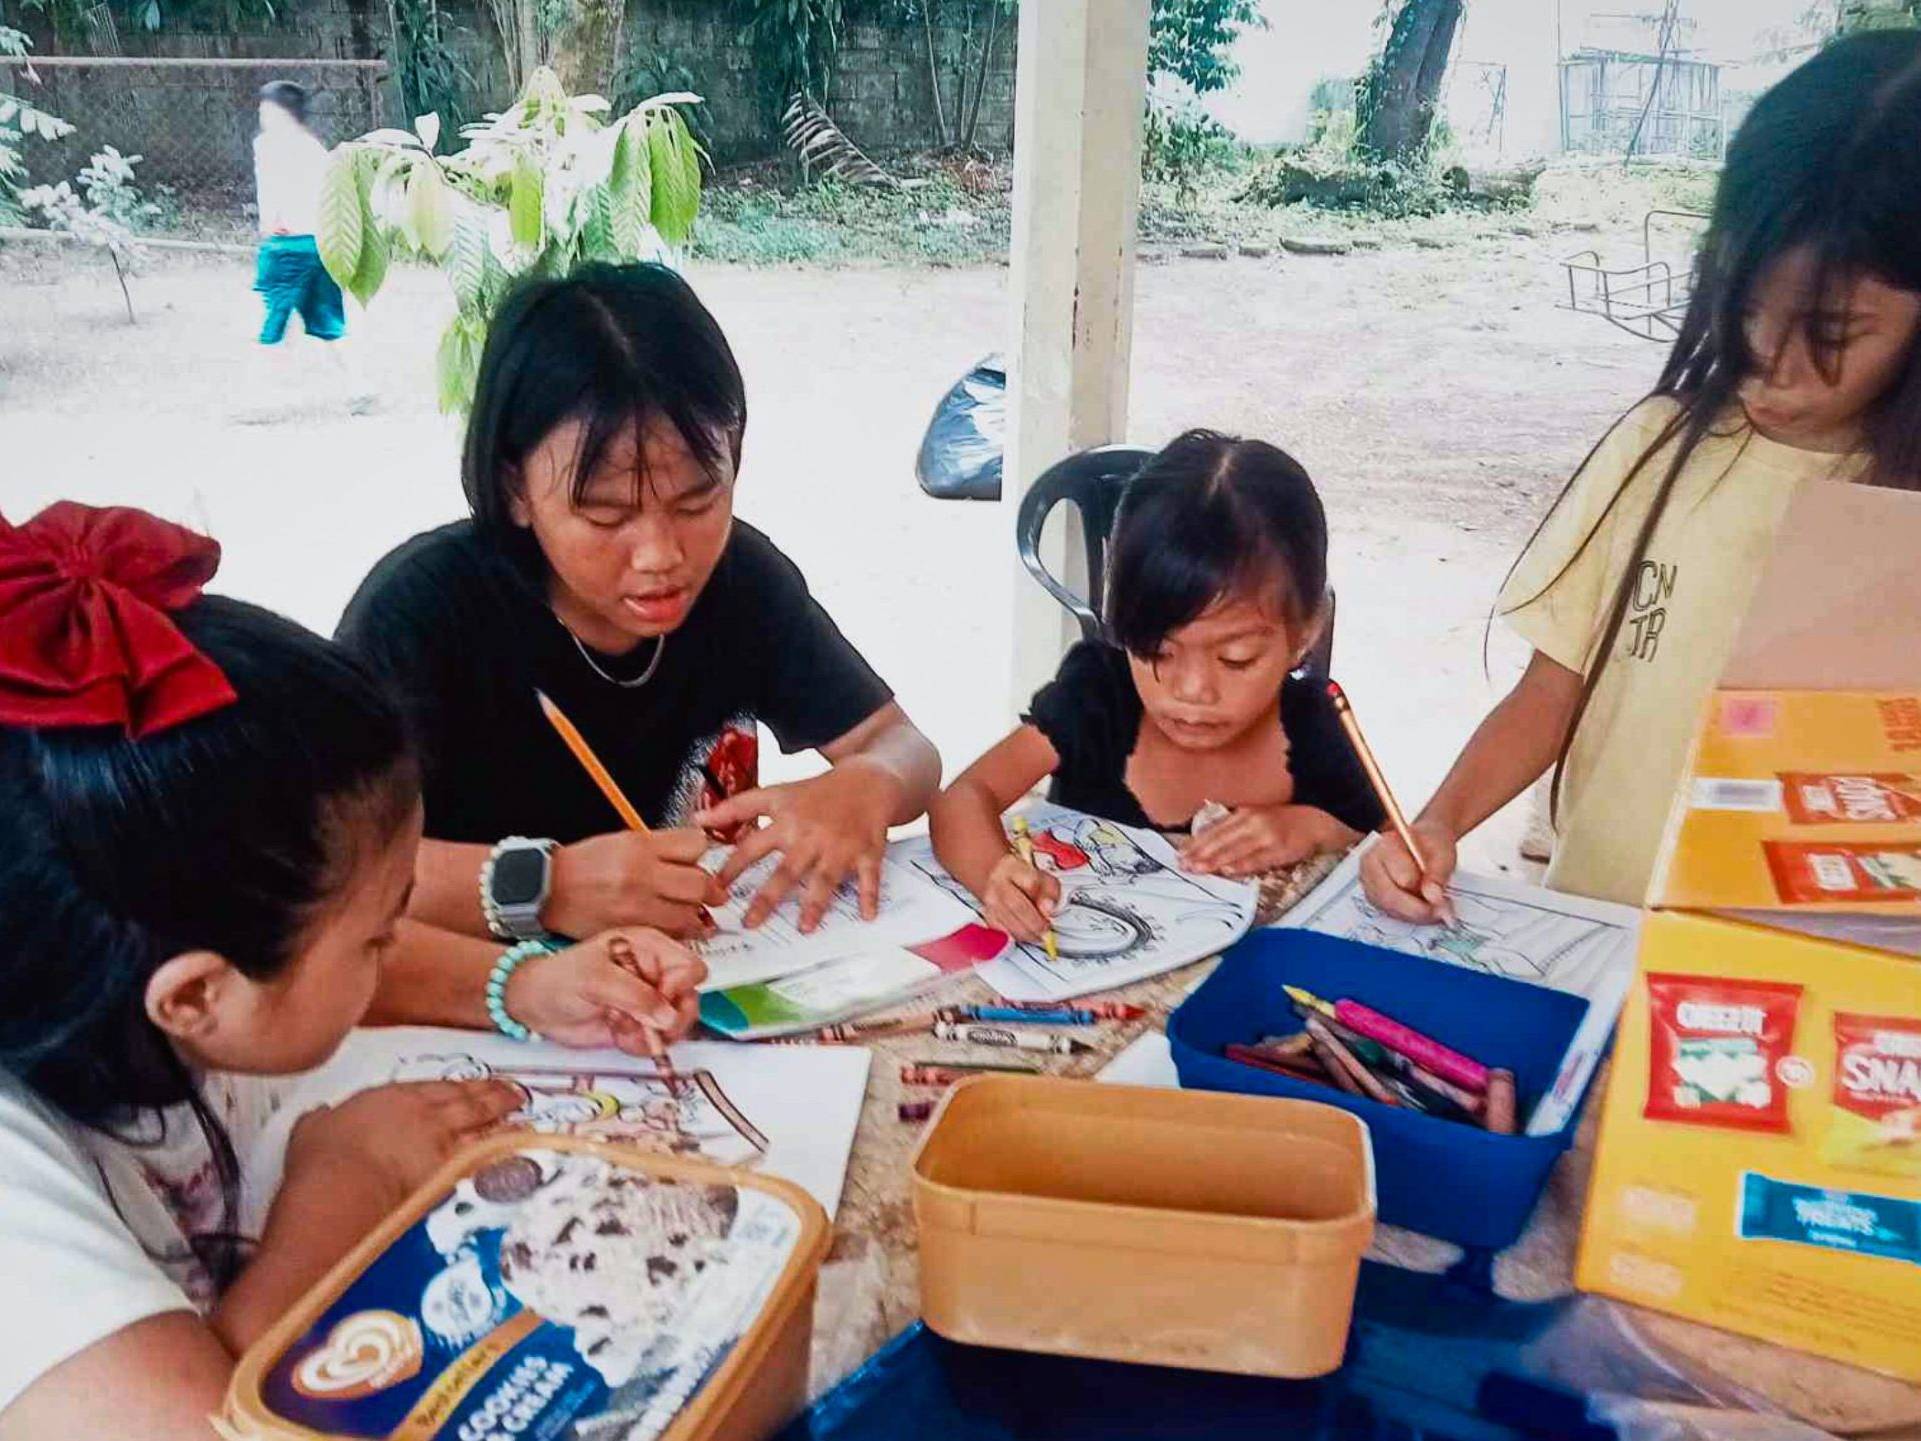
[931,429,1384,942]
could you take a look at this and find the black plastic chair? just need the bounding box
[1015,445,1336,675]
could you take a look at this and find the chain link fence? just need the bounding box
[2,57,389,212]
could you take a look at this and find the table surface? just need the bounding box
[802,855,1921,1437]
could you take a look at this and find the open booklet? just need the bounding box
[238,1030,872,1233]
[694,841,978,993]
[892,802,1259,1003]
[1281,845,1642,1137]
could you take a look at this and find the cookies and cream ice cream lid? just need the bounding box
[223,1136,827,1441]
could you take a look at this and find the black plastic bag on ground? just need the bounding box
[916,354,1005,501]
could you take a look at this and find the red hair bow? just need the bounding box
[0,502,237,738]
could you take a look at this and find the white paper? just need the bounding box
[895,803,1257,1003]
[1281,843,1641,1136]
[694,841,977,992]
[1097,1032,1179,1088]
[240,1029,871,1230]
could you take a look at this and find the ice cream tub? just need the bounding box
[222,1134,829,1441]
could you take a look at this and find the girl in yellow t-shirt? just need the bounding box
[1363,30,1921,916]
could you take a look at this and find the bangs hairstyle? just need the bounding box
[1106,429,1328,658]
[0,596,417,1286]
[1505,30,1921,819]
[462,262,748,580]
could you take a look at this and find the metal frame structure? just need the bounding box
[1559,208,1708,342]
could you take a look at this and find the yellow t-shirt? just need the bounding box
[1499,398,1865,907]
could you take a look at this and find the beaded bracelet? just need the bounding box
[486,938,561,1042]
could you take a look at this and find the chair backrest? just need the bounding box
[1015,444,1336,675]
[1015,445,1155,643]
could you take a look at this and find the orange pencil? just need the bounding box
[536,689,648,831]
[535,689,688,1082]
[1325,680,1456,926]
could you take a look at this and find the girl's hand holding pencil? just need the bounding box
[546,829,723,941]
[503,928,707,1056]
[1358,819,1461,926]
[981,850,1061,946]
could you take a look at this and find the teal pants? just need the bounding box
[254,234,346,344]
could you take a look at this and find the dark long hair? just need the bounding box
[0,597,417,1285]
[461,262,748,585]
[1106,429,1329,659]
[1514,30,1921,815]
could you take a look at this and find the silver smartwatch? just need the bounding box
[482,836,557,940]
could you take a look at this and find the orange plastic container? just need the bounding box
[912,1075,1375,1378]
[223,1134,828,1441]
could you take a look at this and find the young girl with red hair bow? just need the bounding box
[0,503,703,1435]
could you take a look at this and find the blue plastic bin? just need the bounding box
[1168,929,1594,1251]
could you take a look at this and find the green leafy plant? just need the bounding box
[1149,0,1263,95]
[22,146,160,321]
[388,0,475,136]
[1,27,75,223]
[317,67,705,413]
[1142,96,1239,196]
[734,0,844,128]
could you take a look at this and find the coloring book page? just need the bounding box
[239,1030,870,1232]
[1282,845,1641,1135]
[895,803,1257,1002]
[696,843,977,993]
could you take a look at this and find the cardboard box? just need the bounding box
[1575,484,1921,1384]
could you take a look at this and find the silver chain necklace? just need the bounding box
[566,627,666,688]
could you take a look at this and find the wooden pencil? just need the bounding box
[534,689,686,1084]
[1324,680,1456,925]
[535,689,649,832]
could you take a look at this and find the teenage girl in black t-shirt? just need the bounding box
[930,430,1384,944]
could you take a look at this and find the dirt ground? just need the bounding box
[0,231,1660,867]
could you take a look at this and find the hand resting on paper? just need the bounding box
[980,853,1062,944]
[506,928,706,1053]
[1359,820,1460,924]
[1179,803,1358,879]
[547,827,725,941]
[698,764,899,934]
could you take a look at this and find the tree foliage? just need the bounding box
[1,26,74,223]
[317,68,705,412]
[1149,0,1263,95]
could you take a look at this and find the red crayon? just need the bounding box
[1224,1043,1329,1084]
[1305,1018,1402,1108]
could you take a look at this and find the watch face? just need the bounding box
[492,848,548,907]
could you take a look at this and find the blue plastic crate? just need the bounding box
[1168,929,1594,1251]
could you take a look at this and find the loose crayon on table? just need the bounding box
[1286,986,1489,1093]
[1305,1018,1401,1107]
[940,1004,1102,1028]
[1483,1068,1518,1135]
[932,1021,1094,1056]
[898,1099,939,1123]
[773,1011,939,1045]
[1007,999,1146,1021]
[901,1061,1039,1085]
[1009,816,1059,962]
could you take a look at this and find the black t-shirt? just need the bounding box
[1023,640,1387,835]
[336,520,894,844]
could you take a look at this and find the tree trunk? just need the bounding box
[549,0,621,94]
[1357,0,1464,162]
[922,1,951,147]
